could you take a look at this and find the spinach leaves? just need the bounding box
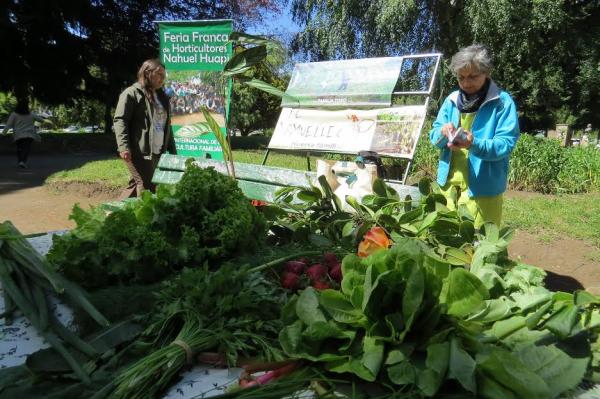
[280,237,598,398]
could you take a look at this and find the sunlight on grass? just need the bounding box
[231,150,317,170]
[43,151,314,190]
[46,159,129,189]
[504,192,600,247]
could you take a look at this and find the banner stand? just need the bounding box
[263,53,442,184]
[156,19,233,160]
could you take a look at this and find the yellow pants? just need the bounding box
[440,183,503,228]
[441,149,503,228]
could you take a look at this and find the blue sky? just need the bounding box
[246,2,301,37]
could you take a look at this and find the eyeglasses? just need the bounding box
[457,72,484,82]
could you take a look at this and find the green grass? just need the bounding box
[504,192,600,247]
[233,150,317,170]
[46,159,130,189]
[44,151,314,190]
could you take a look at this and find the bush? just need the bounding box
[557,145,600,193]
[230,135,270,150]
[409,124,438,182]
[508,135,564,193]
[509,134,600,193]
[411,132,600,194]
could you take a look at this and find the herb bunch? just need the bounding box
[113,263,286,398]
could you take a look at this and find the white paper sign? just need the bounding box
[269,106,426,158]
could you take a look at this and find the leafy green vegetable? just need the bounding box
[278,237,600,398]
[112,263,286,398]
[48,163,266,288]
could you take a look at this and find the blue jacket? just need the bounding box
[429,80,520,197]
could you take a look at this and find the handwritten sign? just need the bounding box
[269,106,426,158]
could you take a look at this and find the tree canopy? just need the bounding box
[290,0,600,129]
[1,0,280,127]
[229,41,288,136]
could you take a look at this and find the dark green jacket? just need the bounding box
[113,82,176,157]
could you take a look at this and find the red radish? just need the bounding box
[280,272,300,291]
[284,260,306,274]
[306,263,327,282]
[312,280,331,290]
[254,363,297,385]
[239,379,258,388]
[322,252,338,266]
[296,257,310,265]
[329,263,342,283]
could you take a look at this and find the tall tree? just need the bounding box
[229,39,288,136]
[289,0,600,129]
[464,0,599,128]
[0,0,281,128]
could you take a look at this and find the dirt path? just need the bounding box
[1,154,599,293]
[0,154,117,233]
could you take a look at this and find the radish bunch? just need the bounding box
[280,252,342,292]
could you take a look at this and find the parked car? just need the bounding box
[62,125,81,133]
[0,124,13,134]
[82,125,101,133]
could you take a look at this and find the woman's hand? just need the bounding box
[447,130,474,150]
[435,123,455,145]
[441,123,455,139]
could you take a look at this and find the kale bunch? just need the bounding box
[49,163,266,289]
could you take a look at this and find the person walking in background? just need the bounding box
[2,98,47,168]
[113,58,176,199]
[429,44,520,228]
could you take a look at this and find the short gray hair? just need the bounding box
[450,44,493,75]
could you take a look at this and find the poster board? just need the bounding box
[269,106,426,158]
[158,19,233,160]
[282,57,404,108]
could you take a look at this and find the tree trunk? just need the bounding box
[104,102,112,135]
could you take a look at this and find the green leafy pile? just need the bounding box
[279,237,600,398]
[48,164,266,289]
[269,176,478,262]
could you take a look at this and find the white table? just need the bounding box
[0,231,242,398]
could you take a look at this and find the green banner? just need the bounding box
[159,20,233,159]
[282,57,404,108]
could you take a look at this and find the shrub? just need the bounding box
[508,134,564,193]
[409,126,438,181]
[557,146,600,193]
[411,132,600,194]
[230,135,270,150]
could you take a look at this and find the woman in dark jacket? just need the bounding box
[113,58,176,198]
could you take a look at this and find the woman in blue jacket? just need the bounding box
[429,44,520,227]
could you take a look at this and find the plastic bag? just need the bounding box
[315,159,378,212]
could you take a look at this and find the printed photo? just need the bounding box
[164,70,226,127]
[371,112,422,157]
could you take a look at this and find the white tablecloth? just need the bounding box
[0,231,242,398]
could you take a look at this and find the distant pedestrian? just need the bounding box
[2,98,47,168]
[585,123,598,144]
[113,58,176,199]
